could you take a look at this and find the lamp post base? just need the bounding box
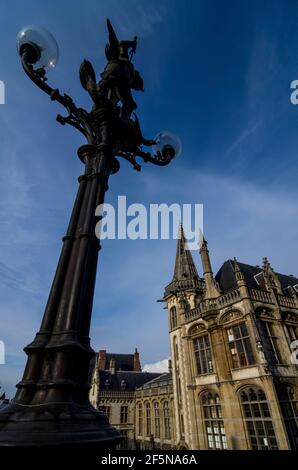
[0,401,121,449]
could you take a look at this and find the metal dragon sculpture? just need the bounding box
[19,19,177,172]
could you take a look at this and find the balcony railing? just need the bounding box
[249,288,274,304]
[277,294,296,308]
[183,287,297,323]
[184,288,241,321]
[217,289,241,307]
[164,278,204,297]
[99,390,135,398]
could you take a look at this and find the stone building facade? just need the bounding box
[89,349,162,447]
[135,369,176,449]
[164,228,298,450]
[90,229,298,450]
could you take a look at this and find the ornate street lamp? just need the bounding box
[0,20,181,449]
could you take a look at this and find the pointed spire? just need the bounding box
[199,235,208,251]
[233,257,251,300]
[199,237,213,275]
[233,257,247,289]
[199,236,220,299]
[233,257,241,273]
[262,256,282,294]
[262,256,270,271]
[172,226,199,281]
[233,257,244,279]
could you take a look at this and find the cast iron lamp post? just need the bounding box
[0,20,181,449]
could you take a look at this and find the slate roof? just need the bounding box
[99,370,162,391]
[173,227,200,282]
[0,400,9,410]
[104,353,135,371]
[215,260,298,293]
[137,372,172,390]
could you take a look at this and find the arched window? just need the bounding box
[154,401,160,438]
[201,392,227,449]
[240,386,278,450]
[170,307,177,329]
[145,402,151,436]
[276,384,298,450]
[138,403,143,436]
[163,401,171,440]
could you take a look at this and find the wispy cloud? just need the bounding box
[225,119,262,155]
[1,158,298,397]
[0,261,38,294]
[143,358,169,373]
[1,0,298,400]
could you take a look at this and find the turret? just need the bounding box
[164,226,203,301]
[163,226,203,327]
[199,237,220,299]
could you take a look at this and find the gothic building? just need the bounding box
[90,229,298,450]
[163,228,298,450]
[89,349,163,446]
[135,365,175,449]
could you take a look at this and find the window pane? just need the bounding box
[201,392,227,450]
[240,387,278,450]
[228,324,255,368]
[193,335,213,375]
[260,403,270,418]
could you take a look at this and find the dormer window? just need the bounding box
[254,272,266,289]
[120,380,127,390]
[105,379,110,390]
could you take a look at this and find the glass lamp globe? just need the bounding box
[152,131,182,160]
[16,25,59,69]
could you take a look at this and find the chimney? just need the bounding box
[98,350,106,370]
[109,358,116,375]
[134,348,141,371]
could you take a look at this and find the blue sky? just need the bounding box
[1,0,298,396]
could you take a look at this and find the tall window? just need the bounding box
[260,321,282,364]
[138,403,143,436]
[170,307,177,329]
[120,405,128,424]
[99,405,111,421]
[227,323,255,368]
[180,413,185,437]
[201,392,227,449]
[154,402,160,438]
[240,387,278,450]
[174,337,179,364]
[193,335,213,375]
[145,402,151,436]
[277,384,298,450]
[163,401,171,440]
